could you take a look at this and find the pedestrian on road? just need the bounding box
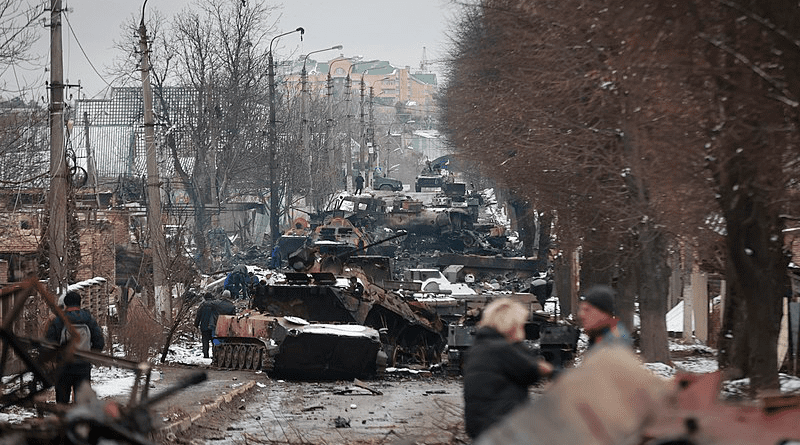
[463,297,553,439]
[578,285,632,351]
[355,173,364,195]
[45,291,105,404]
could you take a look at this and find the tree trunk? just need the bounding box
[636,224,670,364]
[538,211,553,262]
[509,199,537,258]
[720,185,784,392]
[554,252,573,317]
[615,261,637,344]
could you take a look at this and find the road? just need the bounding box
[148,367,468,445]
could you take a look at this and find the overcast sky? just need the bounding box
[3,0,458,101]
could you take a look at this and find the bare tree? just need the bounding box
[156,0,278,271]
[0,0,42,92]
[442,0,800,389]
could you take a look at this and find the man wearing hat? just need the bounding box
[578,285,632,350]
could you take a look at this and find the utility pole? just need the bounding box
[301,65,310,210]
[368,86,375,186]
[326,73,335,186]
[139,1,170,322]
[268,27,304,247]
[344,73,352,191]
[359,77,366,188]
[301,45,341,212]
[47,0,68,295]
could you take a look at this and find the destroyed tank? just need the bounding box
[211,231,445,377]
[270,231,446,367]
[213,314,385,380]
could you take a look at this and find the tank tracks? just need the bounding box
[211,341,273,371]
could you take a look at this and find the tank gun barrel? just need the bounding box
[337,230,408,259]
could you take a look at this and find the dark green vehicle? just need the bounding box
[372,175,404,191]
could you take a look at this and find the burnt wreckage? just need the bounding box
[210,179,573,379]
[0,278,206,445]
[211,232,446,379]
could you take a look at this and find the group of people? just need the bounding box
[463,284,631,439]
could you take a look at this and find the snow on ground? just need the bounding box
[3,337,800,424]
[0,339,212,424]
[645,339,800,399]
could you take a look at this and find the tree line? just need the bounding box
[440,0,800,392]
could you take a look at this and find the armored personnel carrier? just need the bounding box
[210,232,445,377]
[213,313,385,380]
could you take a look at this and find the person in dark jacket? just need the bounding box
[45,291,105,404]
[463,297,553,439]
[194,290,236,358]
[194,292,220,358]
[354,173,364,195]
[224,268,250,300]
[578,285,632,351]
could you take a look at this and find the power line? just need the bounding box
[63,12,113,90]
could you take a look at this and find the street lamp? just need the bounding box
[269,27,304,247]
[363,76,395,187]
[300,45,342,212]
[344,60,379,190]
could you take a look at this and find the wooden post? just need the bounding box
[138,8,170,323]
[692,270,708,343]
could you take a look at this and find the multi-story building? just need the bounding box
[283,56,446,185]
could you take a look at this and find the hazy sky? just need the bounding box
[3,0,458,101]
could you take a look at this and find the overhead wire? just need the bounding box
[62,10,113,91]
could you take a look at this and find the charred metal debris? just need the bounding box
[0,278,206,444]
[204,185,578,380]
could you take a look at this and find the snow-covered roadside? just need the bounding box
[0,339,213,424]
[646,340,800,399]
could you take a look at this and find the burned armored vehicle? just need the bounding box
[211,232,445,377]
[213,313,385,380]
[255,253,446,368]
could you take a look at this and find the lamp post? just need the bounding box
[364,76,393,188]
[268,27,303,247]
[344,60,379,190]
[301,45,342,211]
[325,57,358,190]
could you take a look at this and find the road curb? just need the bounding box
[157,379,257,439]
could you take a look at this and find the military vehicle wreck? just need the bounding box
[213,314,385,380]
[210,232,445,378]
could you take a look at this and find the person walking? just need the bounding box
[354,173,364,195]
[194,290,236,358]
[45,291,105,404]
[578,285,632,350]
[463,297,553,439]
[195,292,219,358]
